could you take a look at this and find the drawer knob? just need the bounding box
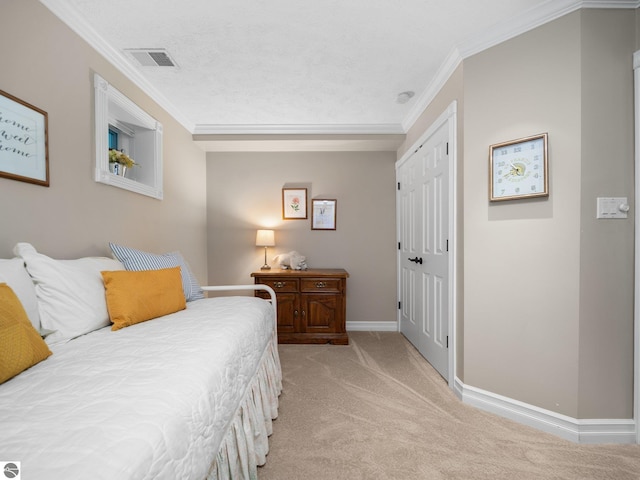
[273,281,285,288]
[315,281,327,288]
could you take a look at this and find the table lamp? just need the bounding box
[256,229,275,270]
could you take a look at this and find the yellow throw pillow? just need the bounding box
[0,283,52,384]
[101,267,186,331]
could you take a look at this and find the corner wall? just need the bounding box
[578,8,635,419]
[0,0,208,282]
[462,9,635,420]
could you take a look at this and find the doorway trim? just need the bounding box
[396,100,457,389]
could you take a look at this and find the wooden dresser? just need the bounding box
[251,268,349,345]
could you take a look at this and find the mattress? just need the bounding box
[0,296,277,480]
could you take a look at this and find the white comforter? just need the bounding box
[0,296,275,480]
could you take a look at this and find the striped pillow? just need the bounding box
[108,243,204,302]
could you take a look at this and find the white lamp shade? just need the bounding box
[256,229,275,247]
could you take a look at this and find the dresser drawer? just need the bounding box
[256,277,299,293]
[301,278,341,293]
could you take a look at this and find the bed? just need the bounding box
[0,243,282,480]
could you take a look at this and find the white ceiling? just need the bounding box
[41,0,636,140]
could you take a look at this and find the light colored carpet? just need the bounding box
[258,332,640,480]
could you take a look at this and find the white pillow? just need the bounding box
[0,257,41,332]
[13,243,124,345]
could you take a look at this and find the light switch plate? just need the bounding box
[596,197,629,219]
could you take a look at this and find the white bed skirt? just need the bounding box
[208,333,282,480]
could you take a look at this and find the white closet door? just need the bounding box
[398,120,450,380]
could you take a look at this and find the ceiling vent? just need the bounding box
[125,49,178,68]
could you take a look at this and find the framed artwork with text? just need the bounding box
[0,90,49,187]
[311,199,337,230]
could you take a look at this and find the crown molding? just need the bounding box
[402,48,463,132]
[192,123,405,135]
[457,0,639,60]
[402,0,584,133]
[401,0,639,133]
[193,136,405,152]
[39,0,194,133]
[581,0,640,7]
[40,0,403,137]
[41,0,638,137]
[457,0,582,60]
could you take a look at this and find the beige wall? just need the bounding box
[206,151,397,325]
[637,9,640,49]
[464,12,582,417]
[0,0,208,282]
[577,9,635,419]
[462,10,635,418]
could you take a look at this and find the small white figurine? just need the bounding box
[272,251,308,270]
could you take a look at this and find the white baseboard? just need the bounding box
[346,321,398,332]
[454,378,636,444]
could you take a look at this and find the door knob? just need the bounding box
[408,257,423,264]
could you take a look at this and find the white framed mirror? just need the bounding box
[94,73,163,199]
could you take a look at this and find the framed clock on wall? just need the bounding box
[489,133,548,202]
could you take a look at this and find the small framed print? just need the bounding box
[489,133,548,202]
[311,199,336,230]
[282,188,307,219]
[0,90,49,187]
